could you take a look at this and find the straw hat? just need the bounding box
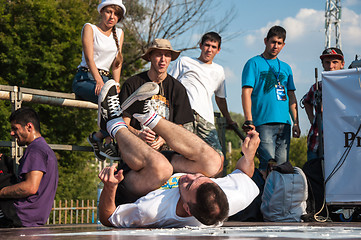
[141,39,181,62]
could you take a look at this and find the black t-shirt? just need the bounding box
[119,71,194,130]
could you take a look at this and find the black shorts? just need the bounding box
[115,151,176,206]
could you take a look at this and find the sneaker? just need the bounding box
[100,141,121,161]
[87,132,106,161]
[98,80,159,132]
[120,82,159,111]
[98,80,122,131]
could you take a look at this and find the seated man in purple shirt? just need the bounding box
[0,107,58,227]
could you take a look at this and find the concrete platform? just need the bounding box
[1,222,361,239]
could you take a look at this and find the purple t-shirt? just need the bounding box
[14,137,58,227]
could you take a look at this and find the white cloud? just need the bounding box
[341,8,361,48]
[343,0,361,7]
[224,66,236,82]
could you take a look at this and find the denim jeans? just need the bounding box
[256,123,291,170]
[72,70,111,104]
[72,69,110,137]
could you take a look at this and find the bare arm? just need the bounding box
[288,90,301,138]
[82,24,104,96]
[241,87,255,130]
[235,130,260,177]
[215,96,237,127]
[0,171,43,198]
[98,165,124,227]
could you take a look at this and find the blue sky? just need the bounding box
[170,0,361,135]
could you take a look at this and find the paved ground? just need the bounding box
[1,222,361,240]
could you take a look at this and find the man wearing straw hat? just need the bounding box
[119,39,194,151]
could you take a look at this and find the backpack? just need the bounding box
[261,162,308,222]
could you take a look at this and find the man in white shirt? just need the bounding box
[169,32,236,158]
[97,80,259,228]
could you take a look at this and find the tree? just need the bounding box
[0,0,102,200]
[121,0,236,67]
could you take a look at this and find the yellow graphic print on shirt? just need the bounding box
[147,94,169,120]
[159,175,181,190]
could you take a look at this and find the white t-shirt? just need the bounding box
[78,23,123,71]
[108,170,259,228]
[169,56,226,125]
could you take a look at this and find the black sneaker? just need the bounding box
[98,80,121,132]
[100,141,121,161]
[87,132,106,161]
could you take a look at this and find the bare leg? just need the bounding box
[114,126,173,197]
[153,119,222,177]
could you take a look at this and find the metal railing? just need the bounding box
[0,84,98,163]
[47,199,97,225]
[0,84,227,165]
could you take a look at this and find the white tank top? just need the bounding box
[78,23,122,71]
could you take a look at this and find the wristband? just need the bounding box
[244,120,254,126]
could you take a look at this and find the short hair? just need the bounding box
[266,25,286,42]
[200,32,222,48]
[9,107,41,133]
[188,182,229,225]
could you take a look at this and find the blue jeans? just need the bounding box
[72,69,110,137]
[72,70,111,104]
[256,123,291,170]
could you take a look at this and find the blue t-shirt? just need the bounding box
[14,137,58,227]
[242,55,296,126]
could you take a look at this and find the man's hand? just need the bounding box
[242,130,260,161]
[292,124,301,138]
[138,127,157,144]
[150,136,165,151]
[98,164,124,189]
[242,120,256,133]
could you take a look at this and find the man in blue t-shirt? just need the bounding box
[0,107,58,227]
[241,26,300,178]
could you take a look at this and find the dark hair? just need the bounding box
[9,107,41,133]
[266,25,286,42]
[200,32,222,48]
[188,182,229,225]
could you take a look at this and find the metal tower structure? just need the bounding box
[325,0,342,49]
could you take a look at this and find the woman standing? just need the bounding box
[72,0,126,161]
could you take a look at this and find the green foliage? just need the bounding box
[0,0,104,201]
[289,136,307,168]
[225,112,245,150]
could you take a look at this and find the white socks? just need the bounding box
[133,111,161,130]
[107,117,127,138]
